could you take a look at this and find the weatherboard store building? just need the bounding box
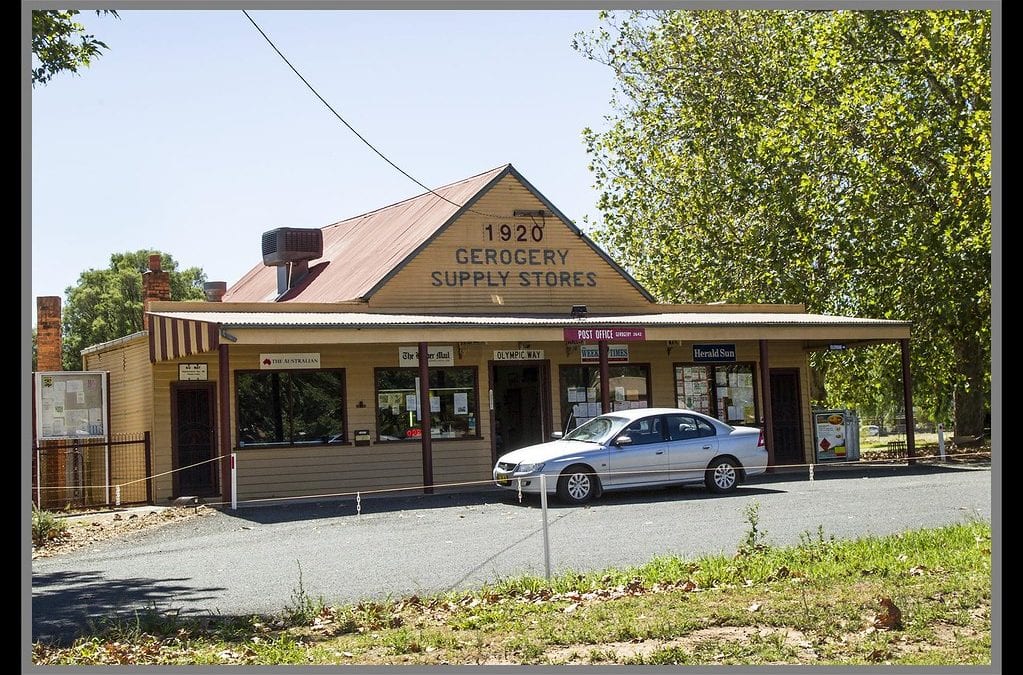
[82,164,912,505]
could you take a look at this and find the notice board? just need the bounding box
[35,371,108,440]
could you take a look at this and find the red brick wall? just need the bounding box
[36,296,62,372]
[142,254,171,315]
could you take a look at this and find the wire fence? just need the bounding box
[32,433,151,510]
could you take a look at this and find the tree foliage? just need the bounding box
[574,10,991,433]
[62,251,206,370]
[31,10,118,86]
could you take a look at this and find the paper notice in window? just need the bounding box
[406,395,417,413]
[454,392,468,415]
[430,396,441,413]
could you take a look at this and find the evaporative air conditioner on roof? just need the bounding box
[261,227,324,298]
[261,227,324,265]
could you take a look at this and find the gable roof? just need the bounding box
[223,164,654,304]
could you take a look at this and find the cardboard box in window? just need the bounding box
[354,430,371,447]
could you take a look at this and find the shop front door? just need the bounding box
[171,382,219,497]
[769,369,805,467]
[491,363,551,459]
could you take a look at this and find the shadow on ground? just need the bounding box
[32,570,227,646]
[760,459,990,484]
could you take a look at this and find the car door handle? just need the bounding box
[655,450,664,455]
[702,445,712,450]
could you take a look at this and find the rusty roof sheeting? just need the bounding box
[223,165,509,303]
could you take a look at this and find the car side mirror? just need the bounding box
[614,435,633,447]
[550,431,564,440]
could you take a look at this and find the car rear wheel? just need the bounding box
[557,465,599,504]
[705,457,739,494]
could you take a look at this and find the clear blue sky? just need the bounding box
[31,9,619,320]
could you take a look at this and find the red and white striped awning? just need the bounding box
[148,313,220,362]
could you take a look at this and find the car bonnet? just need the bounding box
[497,439,602,465]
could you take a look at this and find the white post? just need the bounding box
[937,424,946,460]
[230,452,238,510]
[539,473,551,580]
[809,463,814,484]
[115,485,121,507]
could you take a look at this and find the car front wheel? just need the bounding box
[705,457,739,494]
[557,465,599,504]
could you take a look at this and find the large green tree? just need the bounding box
[62,251,206,370]
[574,9,991,434]
[31,10,118,86]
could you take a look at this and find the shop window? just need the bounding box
[559,364,651,432]
[375,367,479,441]
[236,370,346,446]
[674,363,758,425]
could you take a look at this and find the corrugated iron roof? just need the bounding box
[150,310,910,330]
[223,165,509,303]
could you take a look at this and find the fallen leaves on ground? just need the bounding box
[32,506,214,558]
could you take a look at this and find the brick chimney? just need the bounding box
[36,296,63,371]
[142,254,171,316]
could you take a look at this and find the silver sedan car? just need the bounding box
[493,407,768,504]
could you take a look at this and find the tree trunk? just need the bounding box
[808,362,827,405]
[953,337,989,436]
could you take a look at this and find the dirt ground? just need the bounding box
[32,505,216,559]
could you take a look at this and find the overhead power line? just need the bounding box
[241,10,504,220]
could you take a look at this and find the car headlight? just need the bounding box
[514,462,545,474]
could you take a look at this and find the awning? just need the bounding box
[148,313,220,362]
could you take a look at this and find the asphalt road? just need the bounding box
[31,463,992,644]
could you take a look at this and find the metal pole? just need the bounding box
[219,343,233,504]
[231,452,238,510]
[539,473,551,580]
[598,341,611,414]
[937,423,946,460]
[759,340,775,470]
[143,431,153,504]
[105,437,111,506]
[900,338,917,463]
[418,342,434,494]
[35,446,41,508]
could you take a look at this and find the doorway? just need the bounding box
[769,369,805,466]
[171,382,219,497]
[490,363,551,460]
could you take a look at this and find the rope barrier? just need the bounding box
[34,455,226,491]
[33,449,991,501]
[213,450,991,508]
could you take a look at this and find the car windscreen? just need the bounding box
[563,415,628,443]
